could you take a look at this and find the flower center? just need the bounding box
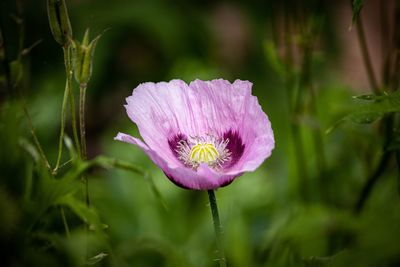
[190,143,219,163]
[176,135,231,170]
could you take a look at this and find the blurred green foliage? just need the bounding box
[0,0,399,266]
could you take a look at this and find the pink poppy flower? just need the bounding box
[115,79,274,190]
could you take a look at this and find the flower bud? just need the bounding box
[47,0,73,46]
[72,29,101,85]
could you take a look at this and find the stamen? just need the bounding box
[190,143,219,163]
[176,134,231,170]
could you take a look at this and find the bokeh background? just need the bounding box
[1,0,399,266]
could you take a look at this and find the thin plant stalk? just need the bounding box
[396,147,400,196]
[283,6,309,201]
[79,84,87,160]
[79,83,90,262]
[207,190,226,267]
[53,45,81,174]
[379,0,391,88]
[69,88,80,158]
[22,103,51,170]
[355,15,380,94]
[298,25,327,198]
[53,74,70,174]
[65,46,81,158]
[353,1,400,213]
[354,115,394,213]
[79,83,90,207]
[60,206,71,238]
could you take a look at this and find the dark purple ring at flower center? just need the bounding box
[168,130,245,171]
[222,130,245,168]
[168,133,188,158]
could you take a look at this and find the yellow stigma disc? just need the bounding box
[189,143,219,163]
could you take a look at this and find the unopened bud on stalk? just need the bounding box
[72,29,101,85]
[47,0,73,46]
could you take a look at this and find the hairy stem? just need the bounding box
[79,84,87,160]
[79,84,90,209]
[54,44,81,175]
[79,83,90,261]
[207,190,226,267]
[22,103,51,170]
[66,47,81,157]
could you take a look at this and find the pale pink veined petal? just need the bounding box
[115,79,274,190]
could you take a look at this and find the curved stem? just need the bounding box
[354,115,394,213]
[207,190,226,267]
[22,103,51,170]
[354,151,392,213]
[53,66,69,174]
[53,45,80,174]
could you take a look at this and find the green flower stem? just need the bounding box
[207,190,227,267]
[79,83,90,262]
[298,27,327,199]
[79,84,87,160]
[69,88,81,158]
[354,115,394,213]
[53,72,69,174]
[22,104,51,170]
[65,46,81,159]
[53,45,81,175]
[396,149,400,196]
[60,206,70,238]
[282,9,309,201]
[79,83,90,207]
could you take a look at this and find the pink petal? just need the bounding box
[118,79,275,190]
[115,132,238,190]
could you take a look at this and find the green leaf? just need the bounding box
[37,159,90,209]
[352,94,386,101]
[27,162,90,232]
[347,91,400,124]
[117,237,189,267]
[91,155,145,175]
[86,252,108,265]
[91,156,168,210]
[56,194,103,230]
[352,0,365,24]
